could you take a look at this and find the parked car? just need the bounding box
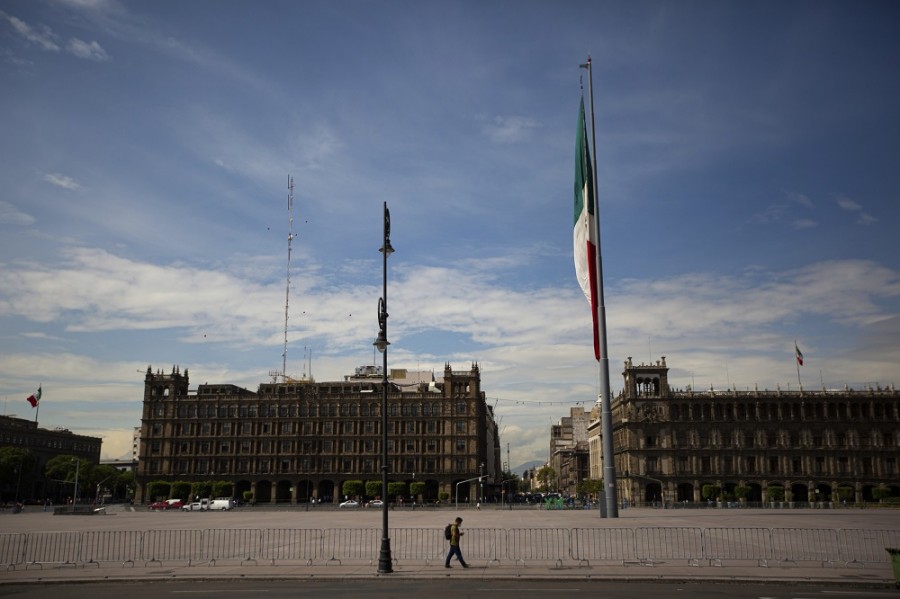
[339,500,360,508]
[182,499,209,511]
[367,500,384,508]
[149,499,183,510]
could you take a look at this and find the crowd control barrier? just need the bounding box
[0,526,896,572]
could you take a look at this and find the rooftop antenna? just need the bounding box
[282,175,295,380]
[270,175,296,383]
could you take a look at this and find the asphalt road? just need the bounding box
[0,580,897,599]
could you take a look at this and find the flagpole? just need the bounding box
[581,55,618,518]
[34,386,40,424]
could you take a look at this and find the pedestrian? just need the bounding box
[445,516,470,568]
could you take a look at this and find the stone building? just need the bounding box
[588,356,900,505]
[135,363,500,504]
[0,414,102,503]
[550,407,590,496]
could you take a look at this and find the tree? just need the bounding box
[536,466,556,492]
[145,481,171,502]
[342,480,364,499]
[701,484,721,501]
[365,480,383,499]
[410,481,426,500]
[45,455,93,501]
[211,480,233,498]
[766,486,785,502]
[0,447,36,502]
[191,481,213,500]
[170,481,192,502]
[387,481,406,500]
[577,478,603,498]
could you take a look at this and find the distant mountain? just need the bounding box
[512,460,544,476]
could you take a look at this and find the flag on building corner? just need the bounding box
[795,343,804,366]
[26,386,41,408]
[574,97,600,361]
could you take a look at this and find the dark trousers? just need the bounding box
[445,543,467,566]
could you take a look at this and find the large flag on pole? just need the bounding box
[574,97,601,361]
[795,342,804,366]
[26,386,41,408]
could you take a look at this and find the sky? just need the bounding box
[1,0,899,468]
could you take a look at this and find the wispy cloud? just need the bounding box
[67,38,110,61]
[1,11,109,60]
[478,115,540,143]
[836,195,877,225]
[1,11,60,51]
[0,201,36,226]
[43,172,82,190]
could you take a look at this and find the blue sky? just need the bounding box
[1,0,899,466]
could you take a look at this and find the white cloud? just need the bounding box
[0,201,35,226]
[67,38,110,61]
[479,115,540,143]
[836,196,861,211]
[43,172,82,190]
[2,11,60,51]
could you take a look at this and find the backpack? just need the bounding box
[444,524,452,540]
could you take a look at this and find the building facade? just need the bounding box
[588,356,900,505]
[550,407,590,496]
[135,363,500,504]
[0,414,102,503]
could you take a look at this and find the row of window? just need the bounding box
[630,428,896,450]
[152,437,473,455]
[643,454,897,477]
[666,401,898,422]
[153,401,472,419]
[145,456,468,476]
[149,419,470,437]
[0,433,99,453]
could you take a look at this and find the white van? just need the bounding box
[210,498,234,510]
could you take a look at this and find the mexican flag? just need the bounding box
[26,386,41,408]
[795,343,804,366]
[574,97,600,361]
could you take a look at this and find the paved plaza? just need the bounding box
[2,506,899,587]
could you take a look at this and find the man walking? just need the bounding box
[445,516,470,568]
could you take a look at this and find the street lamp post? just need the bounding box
[374,201,394,574]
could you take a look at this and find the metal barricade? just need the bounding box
[771,528,840,567]
[837,529,900,566]
[570,527,636,566]
[203,528,260,566]
[24,531,81,569]
[462,527,505,565]
[0,533,26,570]
[79,530,142,567]
[390,527,444,564]
[507,528,570,567]
[143,529,204,566]
[260,528,321,565]
[635,527,703,566]
[321,527,379,565]
[702,527,773,567]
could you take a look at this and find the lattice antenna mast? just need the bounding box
[282,175,295,380]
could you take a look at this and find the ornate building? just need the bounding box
[588,356,900,505]
[0,414,102,503]
[550,407,590,496]
[135,363,500,504]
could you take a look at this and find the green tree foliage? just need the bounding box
[766,486,785,502]
[734,485,751,500]
[835,485,855,503]
[170,481,192,501]
[211,480,233,498]
[410,481,426,498]
[576,478,603,497]
[701,484,721,501]
[145,480,171,501]
[191,481,213,500]
[342,480,364,499]
[365,480,383,499]
[387,481,407,499]
[536,466,556,491]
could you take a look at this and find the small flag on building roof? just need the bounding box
[26,386,42,408]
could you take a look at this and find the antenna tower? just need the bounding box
[282,175,295,380]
